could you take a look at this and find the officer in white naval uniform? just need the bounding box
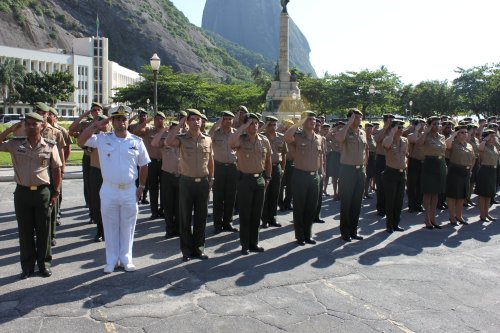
[78,106,150,273]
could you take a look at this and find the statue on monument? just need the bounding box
[281,0,290,13]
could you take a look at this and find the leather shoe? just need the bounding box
[260,223,269,229]
[94,234,104,242]
[149,213,159,220]
[296,240,306,246]
[20,270,34,280]
[431,223,442,229]
[269,222,282,227]
[193,252,209,260]
[249,246,265,252]
[241,249,249,255]
[313,219,325,224]
[351,235,364,241]
[393,226,404,232]
[182,255,191,262]
[305,239,316,245]
[341,236,352,242]
[40,268,52,277]
[222,225,239,232]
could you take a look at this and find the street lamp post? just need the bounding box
[368,84,375,120]
[150,53,161,113]
[409,100,413,120]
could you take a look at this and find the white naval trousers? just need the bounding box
[100,183,138,266]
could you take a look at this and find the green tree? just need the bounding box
[0,57,25,114]
[409,81,456,118]
[17,71,75,106]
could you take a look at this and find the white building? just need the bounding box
[0,36,141,117]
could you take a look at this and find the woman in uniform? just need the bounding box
[444,125,475,225]
[416,116,446,229]
[476,130,499,222]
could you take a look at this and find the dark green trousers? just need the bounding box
[292,169,320,241]
[339,164,365,238]
[212,162,238,228]
[89,166,104,235]
[279,160,294,209]
[262,164,282,224]
[179,176,209,256]
[384,167,406,228]
[315,177,323,220]
[238,173,265,250]
[161,171,180,234]
[148,159,163,215]
[82,154,90,207]
[406,158,423,210]
[49,165,58,241]
[375,154,386,214]
[14,185,52,272]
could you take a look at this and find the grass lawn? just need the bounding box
[0,150,83,167]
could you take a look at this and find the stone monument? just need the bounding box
[265,0,302,117]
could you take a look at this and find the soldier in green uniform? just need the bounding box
[336,109,367,242]
[129,109,150,204]
[285,111,325,245]
[382,120,408,233]
[467,123,480,206]
[279,119,295,211]
[209,111,239,234]
[261,116,287,228]
[406,119,426,212]
[229,113,272,254]
[374,114,395,216]
[0,112,62,279]
[166,109,214,262]
[477,130,499,221]
[132,112,167,219]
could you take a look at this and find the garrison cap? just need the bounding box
[48,107,58,116]
[301,111,317,118]
[238,105,249,113]
[383,114,395,120]
[266,115,279,122]
[186,108,203,118]
[454,124,468,131]
[221,111,235,118]
[91,102,103,110]
[35,102,50,113]
[24,112,44,122]
[178,110,187,118]
[200,113,208,121]
[426,116,440,125]
[244,113,260,121]
[482,129,496,138]
[467,123,478,130]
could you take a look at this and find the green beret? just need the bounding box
[245,113,260,121]
[200,113,208,121]
[301,111,317,118]
[91,102,103,110]
[221,111,235,118]
[186,108,203,118]
[179,110,187,117]
[347,108,363,117]
[266,116,279,122]
[238,105,249,113]
[48,107,58,116]
[35,102,50,113]
[155,112,166,119]
[25,112,44,122]
[427,116,440,124]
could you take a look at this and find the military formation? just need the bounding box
[1,102,500,279]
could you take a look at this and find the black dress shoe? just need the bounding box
[269,222,282,227]
[393,226,404,232]
[313,219,325,224]
[241,249,249,255]
[296,240,306,246]
[20,270,34,280]
[351,235,364,240]
[182,255,191,262]
[304,239,317,245]
[158,211,165,218]
[261,223,269,229]
[141,199,149,205]
[51,239,57,246]
[193,252,209,260]
[249,246,265,252]
[222,225,239,232]
[94,234,104,242]
[88,219,94,225]
[165,232,178,239]
[480,217,489,222]
[149,213,159,220]
[386,227,393,233]
[431,223,442,229]
[341,236,352,242]
[56,220,61,226]
[425,225,434,230]
[40,268,52,277]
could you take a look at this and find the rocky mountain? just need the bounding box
[0,0,275,80]
[202,0,317,77]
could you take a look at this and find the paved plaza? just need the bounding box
[1,175,500,332]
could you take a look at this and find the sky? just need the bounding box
[171,0,500,85]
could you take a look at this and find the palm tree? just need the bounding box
[0,57,25,114]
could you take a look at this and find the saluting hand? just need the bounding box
[9,121,23,133]
[347,113,355,126]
